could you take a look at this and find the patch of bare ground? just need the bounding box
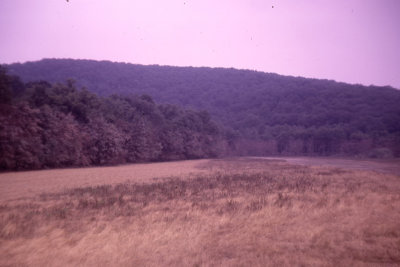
[1,158,400,266]
[0,159,211,201]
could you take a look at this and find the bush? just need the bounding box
[368,148,394,159]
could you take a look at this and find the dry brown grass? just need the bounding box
[1,158,400,266]
[258,156,400,176]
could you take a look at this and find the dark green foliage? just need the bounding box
[0,67,12,105]
[0,69,223,171]
[4,59,400,158]
[0,103,43,170]
[0,66,24,105]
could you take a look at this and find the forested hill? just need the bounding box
[5,58,400,158]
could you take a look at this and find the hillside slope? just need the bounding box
[6,59,400,157]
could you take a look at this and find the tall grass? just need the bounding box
[1,159,400,266]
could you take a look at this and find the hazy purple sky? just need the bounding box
[1,0,399,88]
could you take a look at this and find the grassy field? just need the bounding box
[1,158,400,266]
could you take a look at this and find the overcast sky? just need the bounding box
[1,0,399,88]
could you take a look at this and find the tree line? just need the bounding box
[7,59,400,158]
[0,67,225,171]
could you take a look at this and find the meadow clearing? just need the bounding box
[1,158,400,266]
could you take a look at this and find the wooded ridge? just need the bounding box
[1,59,399,170]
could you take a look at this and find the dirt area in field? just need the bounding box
[0,159,211,201]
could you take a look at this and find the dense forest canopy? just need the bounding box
[0,67,225,170]
[1,58,400,171]
[7,59,400,158]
